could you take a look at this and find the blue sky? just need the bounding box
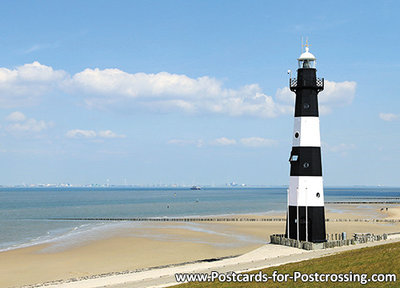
[0,0,399,186]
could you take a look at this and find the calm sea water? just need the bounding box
[1,187,399,251]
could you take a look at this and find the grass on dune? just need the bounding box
[174,241,400,288]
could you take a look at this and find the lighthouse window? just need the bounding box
[304,103,310,109]
[316,193,320,198]
[294,132,300,138]
[303,60,311,68]
[303,162,310,168]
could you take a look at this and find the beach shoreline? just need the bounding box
[1,204,400,288]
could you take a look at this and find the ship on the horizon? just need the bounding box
[190,186,201,190]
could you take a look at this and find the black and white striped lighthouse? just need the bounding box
[285,45,326,243]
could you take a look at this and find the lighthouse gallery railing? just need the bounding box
[290,78,324,92]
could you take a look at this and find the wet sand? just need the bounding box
[1,204,400,288]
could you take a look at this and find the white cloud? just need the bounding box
[98,130,126,138]
[23,42,59,54]
[5,114,53,134]
[67,69,289,118]
[15,61,66,83]
[319,80,356,110]
[24,44,42,54]
[379,113,399,121]
[66,129,96,138]
[275,87,294,104]
[0,62,67,107]
[0,62,357,117]
[239,137,277,147]
[210,137,237,146]
[6,111,27,122]
[169,137,277,148]
[66,129,126,139]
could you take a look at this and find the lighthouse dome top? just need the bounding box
[298,47,316,61]
[297,47,316,68]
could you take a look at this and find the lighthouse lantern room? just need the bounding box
[298,46,316,68]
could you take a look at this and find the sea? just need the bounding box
[1,186,399,252]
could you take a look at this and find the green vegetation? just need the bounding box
[174,241,400,287]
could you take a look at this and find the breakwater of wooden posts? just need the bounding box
[270,233,389,251]
[326,201,400,204]
[48,217,400,223]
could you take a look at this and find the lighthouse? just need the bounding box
[285,44,326,243]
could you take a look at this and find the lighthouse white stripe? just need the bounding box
[288,176,324,206]
[292,117,321,147]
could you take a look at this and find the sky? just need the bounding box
[0,0,399,186]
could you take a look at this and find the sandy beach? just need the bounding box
[1,204,400,288]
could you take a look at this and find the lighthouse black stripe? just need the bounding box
[296,68,317,85]
[293,68,323,117]
[290,146,322,176]
[294,89,319,117]
[285,206,326,242]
